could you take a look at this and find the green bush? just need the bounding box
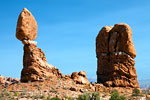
[119,96,126,100]
[78,93,90,100]
[110,90,126,100]
[77,92,100,100]
[132,88,140,96]
[50,97,61,100]
[65,96,72,100]
[110,90,120,100]
[92,92,100,100]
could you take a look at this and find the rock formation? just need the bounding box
[16,8,37,41]
[16,8,90,84]
[96,23,139,88]
[0,75,19,86]
[16,8,55,82]
[21,40,56,81]
[71,71,89,84]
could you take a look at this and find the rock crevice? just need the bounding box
[96,23,139,88]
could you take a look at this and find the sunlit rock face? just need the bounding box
[71,71,89,84]
[16,8,55,82]
[16,8,37,41]
[21,40,55,82]
[96,23,139,88]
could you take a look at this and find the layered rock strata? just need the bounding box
[96,23,139,88]
[21,40,55,82]
[16,8,90,84]
[16,8,55,82]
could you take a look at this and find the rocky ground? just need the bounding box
[0,75,150,100]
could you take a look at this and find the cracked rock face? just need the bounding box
[16,8,37,41]
[21,41,55,82]
[96,23,139,88]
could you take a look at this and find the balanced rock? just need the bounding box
[16,8,37,41]
[16,8,56,82]
[96,23,139,88]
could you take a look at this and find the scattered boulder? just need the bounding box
[146,95,150,98]
[0,76,5,84]
[71,71,89,84]
[0,75,19,85]
[78,71,86,77]
[96,23,139,88]
[71,72,78,79]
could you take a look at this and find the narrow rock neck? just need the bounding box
[22,40,37,46]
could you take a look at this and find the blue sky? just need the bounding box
[0,0,150,81]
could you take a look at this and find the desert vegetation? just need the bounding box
[1,82,150,100]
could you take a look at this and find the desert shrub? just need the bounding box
[110,90,120,100]
[14,92,20,96]
[91,92,100,100]
[64,96,72,100]
[77,92,100,100]
[0,89,16,100]
[46,95,51,100]
[110,90,126,100]
[50,97,61,100]
[132,88,140,96]
[119,96,126,100]
[78,93,90,100]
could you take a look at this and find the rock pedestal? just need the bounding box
[96,23,139,88]
[16,8,55,82]
[21,40,55,82]
[16,8,90,84]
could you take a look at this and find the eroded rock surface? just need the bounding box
[96,23,139,88]
[16,8,90,84]
[71,71,89,84]
[16,8,37,41]
[16,8,56,82]
[21,40,55,82]
[0,75,19,85]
